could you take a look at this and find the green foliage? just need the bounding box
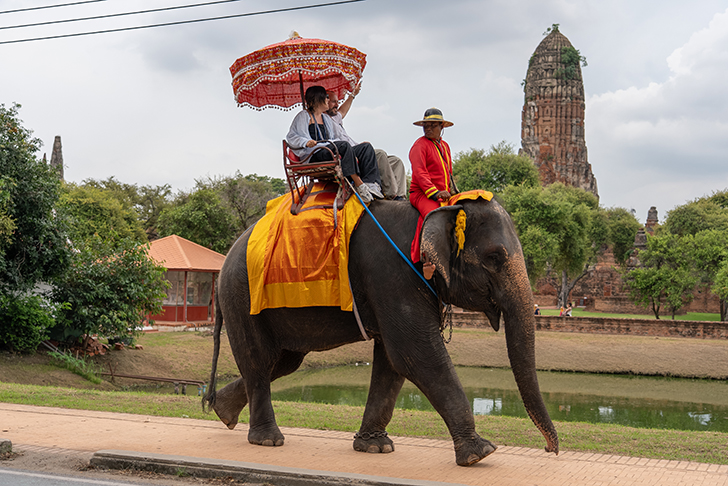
[543,23,560,35]
[81,177,173,240]
[0,103,71,292]
[159,172,285,253]
[48,350,102,384]
[501,183,602,283]
[453,142,540,193]
[59,184,147,246]
[623,233,699,319]
[158,188,235,254]
[50,236,168,343]
[0,176,16,251]
[604,207,641,264]
[712,262,728,311]
[554,46,587,80]
[196,172,286,232]
[0,293,61,353]
[665,191,728,236]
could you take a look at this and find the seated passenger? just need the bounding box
[286,85,382,203]
[326,85,405,200]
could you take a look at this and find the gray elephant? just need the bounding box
[203,197,559,466]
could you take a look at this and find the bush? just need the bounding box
[0,293,57,353]
[50,236,168,343]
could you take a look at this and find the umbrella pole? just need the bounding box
[299,70,305,108]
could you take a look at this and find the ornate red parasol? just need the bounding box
[230,32,367,111]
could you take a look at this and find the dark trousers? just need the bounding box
[311,141,381,185]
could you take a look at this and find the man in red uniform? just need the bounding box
[409,108,457,277]
[409,107,456,218]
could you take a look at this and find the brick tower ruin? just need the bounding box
[520,26,598,198]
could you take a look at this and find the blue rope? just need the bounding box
[349,184,437,296]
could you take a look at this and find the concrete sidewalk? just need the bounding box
[1,403,727,486]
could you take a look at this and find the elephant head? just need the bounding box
[420,198,559,454]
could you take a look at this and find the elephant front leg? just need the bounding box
[354,340,405,454]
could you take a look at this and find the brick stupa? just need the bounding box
[520,27,598,198]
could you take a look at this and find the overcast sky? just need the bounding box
[3,0,728,223]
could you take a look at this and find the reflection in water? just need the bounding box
[473,398,502,415]
[270,369,728,433]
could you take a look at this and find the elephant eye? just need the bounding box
[482,249,506,271]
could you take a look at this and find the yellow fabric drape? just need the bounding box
[247,184,365,315]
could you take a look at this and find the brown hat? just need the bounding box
[413,107,454,127]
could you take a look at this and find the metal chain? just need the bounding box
[440,303,453,344]
[354,430,389,440]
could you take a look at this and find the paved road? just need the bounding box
[0,468,156,486]
[1,403,727,486]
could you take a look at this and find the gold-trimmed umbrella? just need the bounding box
[230,32,366,110]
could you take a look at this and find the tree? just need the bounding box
[712,260,728,321]
[0,176,16,254]
[501,183,608,307]
[453,142,540,193]
[49,236,168,344]
[197,172,286,232]
[157,188,235,253]
[59,183,147,246]
[623,233,699,319]
[605,207,641,265]
[663,192,728,320]
[82,177,173,240]
[0,103,70,292]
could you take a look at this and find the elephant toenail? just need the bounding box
[366,445,380,453]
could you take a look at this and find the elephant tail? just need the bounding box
[202,290,223,412]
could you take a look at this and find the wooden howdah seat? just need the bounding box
[283,140,351,215]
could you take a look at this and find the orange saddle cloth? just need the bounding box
[247,183,366,315]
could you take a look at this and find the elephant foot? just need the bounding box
[353,430,394,454]
[454,435,497,467]
[248,426,285,447]
[212,380,248,430]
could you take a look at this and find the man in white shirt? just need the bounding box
[327,86,408,200]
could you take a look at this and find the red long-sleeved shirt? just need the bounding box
[409,136,453,200]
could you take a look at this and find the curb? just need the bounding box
[90,450,467,486]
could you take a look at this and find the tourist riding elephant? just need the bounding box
[203,196,559,466]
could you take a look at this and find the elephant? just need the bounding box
[203,196,559,466]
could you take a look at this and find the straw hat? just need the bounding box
[413,107,454,127]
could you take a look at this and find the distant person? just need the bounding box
[534,304,541,316]
[286,85,382,202]
[564,303,573,317]
[326,85,405,200]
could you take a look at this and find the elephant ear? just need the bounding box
[420,205,464,287]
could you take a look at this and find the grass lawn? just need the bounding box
[1,381,727,465]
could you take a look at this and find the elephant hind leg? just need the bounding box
[247,350,306,447]
[210,350,305,432]
[211,377,248,430]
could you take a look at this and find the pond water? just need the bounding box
[268,365,728,432]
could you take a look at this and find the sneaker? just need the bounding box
[366,182,384,199]
[356,183,373,203]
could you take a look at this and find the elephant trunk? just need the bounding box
[500,255,559,454]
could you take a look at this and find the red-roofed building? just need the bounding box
[148,235,226,325]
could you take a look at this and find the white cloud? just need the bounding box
[588,7,728,219]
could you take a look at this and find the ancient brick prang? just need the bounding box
[521,28,598,198]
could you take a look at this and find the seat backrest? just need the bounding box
[283,140,301,164]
